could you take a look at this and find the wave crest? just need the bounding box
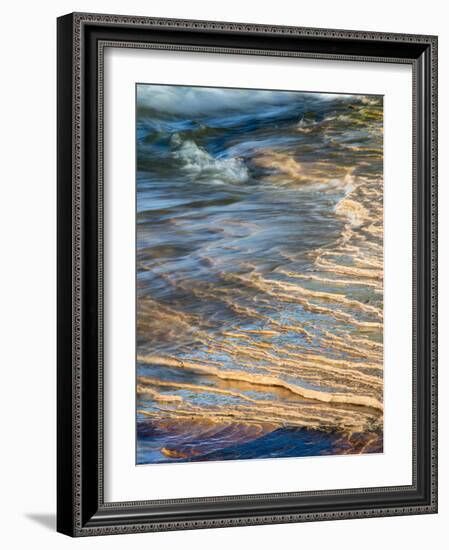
[172,135,248,184]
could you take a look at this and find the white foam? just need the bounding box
[136,85,359,118]
[172,136,248,184]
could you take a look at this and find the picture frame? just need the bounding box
[57,12,438,536]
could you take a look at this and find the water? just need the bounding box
[135,85,383,464]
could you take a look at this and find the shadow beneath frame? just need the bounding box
[25,513,56,531]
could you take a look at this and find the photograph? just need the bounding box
[135,84,384,464]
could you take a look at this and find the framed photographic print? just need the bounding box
[57,12,438,536]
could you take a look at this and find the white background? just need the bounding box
[0,1,446,548]
[105,49,412,501]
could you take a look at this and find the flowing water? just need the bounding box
[135,85,383,464]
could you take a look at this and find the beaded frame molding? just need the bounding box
[57,12,438,537]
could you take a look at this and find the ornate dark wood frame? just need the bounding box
[57,12,438,537]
